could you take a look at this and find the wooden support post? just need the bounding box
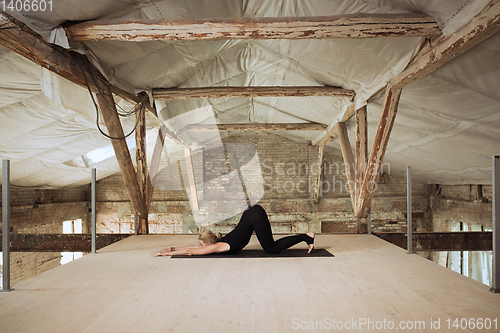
[2,159,12,291]
[491,155,500,293]
[407,166,412,254]
[355,106,368,213]
[184,147,199,211]
[91,168,96,254]
[313,144,325,204]
[135,105,148,234]
[337,122,356,211]
[357,88,402,218]
[96,85,148,226]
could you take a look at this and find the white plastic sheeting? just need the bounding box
[0,0,498,188]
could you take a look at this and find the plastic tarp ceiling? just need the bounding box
[0,0,498,187]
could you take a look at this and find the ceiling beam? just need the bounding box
[153,86,354,100]
[64,13,440,42]
[390,1,500,89]
[183,123,327,132]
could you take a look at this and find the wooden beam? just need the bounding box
[337,122,356,210]
[183,123,327,132]
[313,144,325,204]
[390,1,500,89]
[0,234,131,252]
[135,104,149,234]
[355,106,368,214]
[97,84,149,221]
[153,86,354,100]
[64,13,440,42]
[183,147,199,211]
[356,88,402,218]
[375,232,492,251]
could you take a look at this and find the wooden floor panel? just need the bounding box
[0,234,499,332]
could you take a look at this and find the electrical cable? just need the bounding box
[76,56,145,140]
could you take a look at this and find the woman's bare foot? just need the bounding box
[306,232,315,253]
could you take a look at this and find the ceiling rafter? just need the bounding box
[64,13,440,42]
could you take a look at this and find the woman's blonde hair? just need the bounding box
[198,230,221,245]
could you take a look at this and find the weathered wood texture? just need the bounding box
[375,232,493,251]
[355,106,368,214]
[390,1,500,89]
[356,88,402,218]
[183,123,327,131]
[337,122,356,210]
[97,85,148,220]
[154,86,355,100]
[0,234,131,252]
[310,102,355,146]
[135,107,149,234]
[64,13,441,42]
[313,144,325,204]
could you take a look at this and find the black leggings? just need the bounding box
[219,205,313,254]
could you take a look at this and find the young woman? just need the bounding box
[154,204,315,256]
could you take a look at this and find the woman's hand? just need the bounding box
[152,248,173,257]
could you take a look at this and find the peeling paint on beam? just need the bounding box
[0,234,131,252]
[153,86,354,100]
[375,232,492,251]
[64,13,441,42]
[183,123,327,131]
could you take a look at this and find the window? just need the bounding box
[61,219,84,265]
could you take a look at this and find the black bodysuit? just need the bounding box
[218,204,313,254]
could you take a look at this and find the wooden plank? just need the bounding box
[337,122,356,210]
[183,147,199,211]
[153,86,354,100]
[0,234,131,252]
[135,105,149,234]
[97,85,148,220]
[313,144,325,204]
[375,232,493,251]
[183,123,327,131]
[390,1,500,89]
[356,88,402,218]
[355,106,368,214]
[64,13,440,42]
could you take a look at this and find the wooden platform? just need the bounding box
[0,234,499,332]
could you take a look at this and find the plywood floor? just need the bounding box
[0,234,499,332]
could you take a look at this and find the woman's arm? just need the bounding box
[159,242,229,256]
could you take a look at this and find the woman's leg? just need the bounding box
[243,205,314,254]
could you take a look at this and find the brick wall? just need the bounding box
[0,186,90,286]
[431,184,492,232]
[96,131,431,235]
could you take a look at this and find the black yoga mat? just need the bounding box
[171,248,334,258]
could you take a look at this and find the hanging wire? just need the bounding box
[76,56,146,140]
